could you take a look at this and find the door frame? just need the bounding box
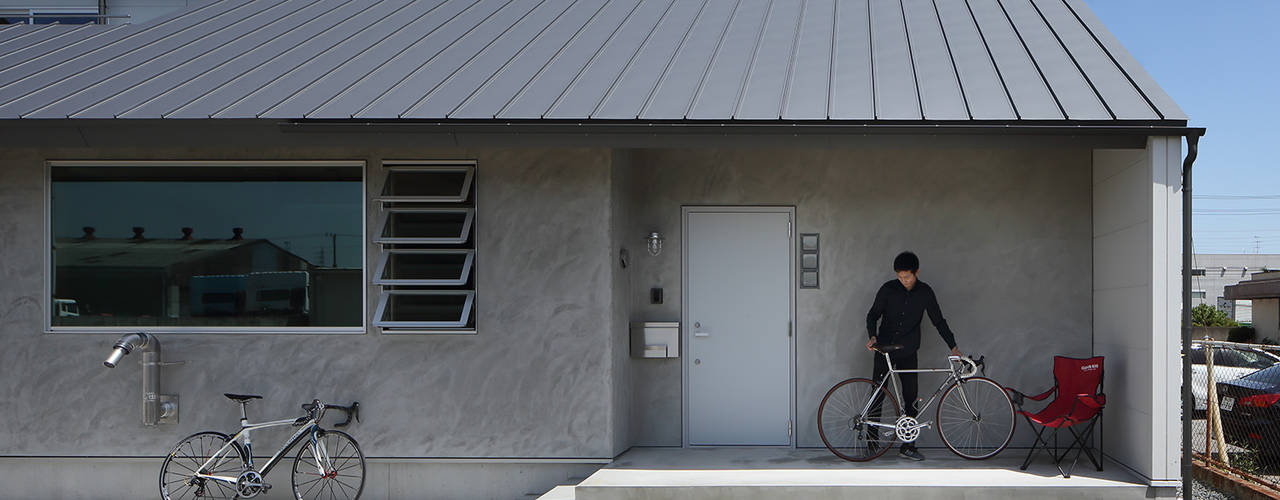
[681,205,797,448]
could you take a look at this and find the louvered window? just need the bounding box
[373,161,476,334]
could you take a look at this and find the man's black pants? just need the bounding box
[872,351,919,418]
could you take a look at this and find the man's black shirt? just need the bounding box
[866,279,957,354]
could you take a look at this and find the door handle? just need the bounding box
[694,333,710,337]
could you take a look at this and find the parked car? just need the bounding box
[1216,363,1280,453]
[1192,345,1280,412]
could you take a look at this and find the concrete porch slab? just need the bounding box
[572,447,1152,500]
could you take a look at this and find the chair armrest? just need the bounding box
[1006,386,1056,409]
[1077,393,1105,410]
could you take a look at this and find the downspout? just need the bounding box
[1181,134,1200,497]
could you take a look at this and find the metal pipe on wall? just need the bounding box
[104,332,178,426]
[1182,134,1201,498]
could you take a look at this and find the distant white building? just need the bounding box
[0,0,190,25]
[1225,271,1280,341]
[1193,254,1280,324]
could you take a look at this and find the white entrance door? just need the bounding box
[684,207,793,446]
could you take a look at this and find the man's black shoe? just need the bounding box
[899,444,925,461]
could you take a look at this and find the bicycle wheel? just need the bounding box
[159,431,248,500]
[292,429,365,500]
[818,377,900,461]
[936,377,1016,459]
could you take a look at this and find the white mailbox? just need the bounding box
[630,322,679,359]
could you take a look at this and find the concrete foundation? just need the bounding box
[569,448,1150,500]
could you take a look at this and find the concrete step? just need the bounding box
[571,447,1152,500]
[533,485,576,500]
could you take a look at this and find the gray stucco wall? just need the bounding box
[0,146,623,463]
[622,147,1095,449]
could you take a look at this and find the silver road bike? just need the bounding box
[159,394,363,500]
[818,343,1016,461]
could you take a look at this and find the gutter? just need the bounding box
[1182,133,1202,498]
[280,119,1205,137]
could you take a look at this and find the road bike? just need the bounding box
[818,343,1015,461]
[159,393,363,499]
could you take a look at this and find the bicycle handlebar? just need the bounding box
[299,400,360,427]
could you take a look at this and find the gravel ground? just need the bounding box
[1181,478,1238,500]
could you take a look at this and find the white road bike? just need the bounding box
[159,394,363,500]
[818,343,1016,461]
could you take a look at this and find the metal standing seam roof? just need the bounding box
[0,0,1187,123]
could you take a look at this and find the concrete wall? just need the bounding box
[1092,137,1183,485]
[0,146,622,498]
[1256,299,1280,341]
[621,147,1095,450]
[609,150,634,456]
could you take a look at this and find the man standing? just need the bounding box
[866,251,962,461]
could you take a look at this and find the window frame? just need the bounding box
[372,249,475,286]
[373,208,474,245]
[372,290,475,331]
[376,163,475,203]
[43,160,368,335]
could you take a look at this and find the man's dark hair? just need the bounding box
[893,251,920,273]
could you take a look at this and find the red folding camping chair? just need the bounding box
[1006,356,1105,478]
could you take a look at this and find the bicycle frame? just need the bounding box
[193,414,327,486]
[857,352,981,432]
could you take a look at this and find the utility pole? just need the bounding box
[331,233,338,267]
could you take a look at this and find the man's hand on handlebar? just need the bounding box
[866,336,878,352]
[951,346,963,358]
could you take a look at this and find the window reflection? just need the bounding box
[50,164,363,328]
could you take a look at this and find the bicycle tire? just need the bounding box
[936,376,1016,460]
[818,377,900,462]
[159,431,249,500]
[291,428,365,500]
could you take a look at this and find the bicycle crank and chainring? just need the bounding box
[894,416,931,443]
[236,470,267,498]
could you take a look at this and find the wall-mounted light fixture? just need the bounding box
[646,232,664,257]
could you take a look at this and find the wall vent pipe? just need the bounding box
[104,332,180,426]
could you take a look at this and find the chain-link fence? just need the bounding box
[1192,339,1280,492]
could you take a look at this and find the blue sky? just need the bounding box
[1085,0,1280,254]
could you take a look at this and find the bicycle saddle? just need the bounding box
[872,343,904,353]
[224,393,263,402]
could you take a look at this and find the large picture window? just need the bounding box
[48,161,364,332]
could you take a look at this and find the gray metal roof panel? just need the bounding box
[0,24,85,55]
[0,0,273,118]
[0,0,1189,125]
[498,0,646,119]
[735,0,804,120]
[932,0,1014,119]
[116,0,374,118]
[212,0,436,118]
[870,0,921,119]
[589,0,702,119]
[965,0,1061,119]
[902,0,968,119]
[779,0,832,119]
[1000,0,1108,119]
[542,0,669,119]
[1062,0,1185,120]
[166,0,417,118]
[260,0,468,119]
[828,0,875,119]
[57,0,340,119]
[640,0,737,119]
[1031,0,1155,120]
[0,24,115,71]
[355,0,541,118]
[0,0,251,100]
[405,0,581,118]
[448,0,615,119]
[685,0,770,119]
